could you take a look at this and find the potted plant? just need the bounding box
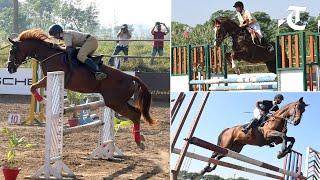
[1,128,32,180]
[66,90,87,127]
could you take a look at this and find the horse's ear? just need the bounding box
[299,97,304,103]
[8,38,16,44]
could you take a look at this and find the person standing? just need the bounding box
[150,22,169,64]
[109,24,132,66]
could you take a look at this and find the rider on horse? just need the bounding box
[48,24,107,80]
[242,94,284,134]
[233,1,273,52]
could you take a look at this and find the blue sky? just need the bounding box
[171,92,320,180]
[172,0,320,26]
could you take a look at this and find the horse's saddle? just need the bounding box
[64,48,104,67]
[240,28,273,50]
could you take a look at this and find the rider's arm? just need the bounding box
[244,10,257,26]
[162,23,169,35]
[256,101,263,111]
[63,33,73,47]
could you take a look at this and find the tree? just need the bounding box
[12,0,18,34]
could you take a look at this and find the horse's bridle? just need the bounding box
[214,25,227,44]
[8,43,31,67]
[9,43,65,66]
[272,104,302,125]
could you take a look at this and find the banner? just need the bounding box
[0,68,33,95]
[135,72,170,101]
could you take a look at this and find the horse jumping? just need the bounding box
[214,17,281,74]
[7,29,156,149]
[200,97,308,176]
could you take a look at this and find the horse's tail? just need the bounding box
[132,76,156,125]
[217,128,229,146]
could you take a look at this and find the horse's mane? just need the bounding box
[16,29,65,51]
[215,16,238,25]
[274,101,297,116]
[16,29,51,42]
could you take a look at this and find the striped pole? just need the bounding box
[188,137,306,179]
[172,148,283,179]
[305,147,320,179]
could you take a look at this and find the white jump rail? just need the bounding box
[31,71,123,179]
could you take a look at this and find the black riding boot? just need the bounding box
[242,118,257,134]
[84,58,107,80]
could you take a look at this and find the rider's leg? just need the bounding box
[78,37,107,80]
[258,114,276,147]
[84,58,107,80]
[242,118,258,134]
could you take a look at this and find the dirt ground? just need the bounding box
[0,95,170,180]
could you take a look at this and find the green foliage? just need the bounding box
[1,128,33,168]
[58,1,99,33]
[66,90,87,106]
[0,0,100,40]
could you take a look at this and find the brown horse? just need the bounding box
[214,17,278,74]
[200,97,308,176]
[7,29,156,149]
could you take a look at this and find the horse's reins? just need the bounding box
[268,104,300,126]
[39,51,65,64]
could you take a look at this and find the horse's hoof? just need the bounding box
[136,141,145,150]
[140,134,145,141]
[200,166,212,175]
[277,150,288,159]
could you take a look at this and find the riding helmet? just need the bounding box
[233,1,244,8]
[274,94,284,101]
[48,24,63,36]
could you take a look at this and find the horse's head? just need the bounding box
[213,17,241,47]
[288,97,308,126]
[7,29,55,74]
[7,38,28,74]
[213,18,228,47]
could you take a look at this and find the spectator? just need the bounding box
[151,22,169,64]
[109,24,132,66]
